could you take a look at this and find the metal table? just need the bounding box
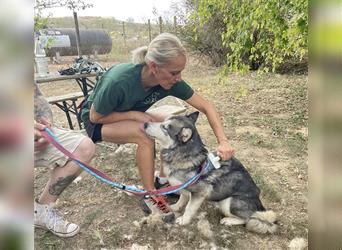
[35,72,97,96]
[35,73,97,129]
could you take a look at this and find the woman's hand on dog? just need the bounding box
[217,140,235,161]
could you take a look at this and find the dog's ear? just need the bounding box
[180,127,192,143]
[187,111,199,123]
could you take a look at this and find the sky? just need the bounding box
[41,0,184,23]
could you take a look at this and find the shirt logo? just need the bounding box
[142,92,161,105]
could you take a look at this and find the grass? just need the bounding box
[226,116,238,127]
[250,168,281,203]
[240,132,276,149]
[41,235,58,250]
[284,132,308,157]
[104,226,122,247]
[81,209,102,230]
[106,35,149,63]
[92,228,105,246]
[292,110,307,127]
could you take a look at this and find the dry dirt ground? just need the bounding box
[35,56,308,250]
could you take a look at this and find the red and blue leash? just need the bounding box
[40,127,208,197]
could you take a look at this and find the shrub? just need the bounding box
[181,0,308,73]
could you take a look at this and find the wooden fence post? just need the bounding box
[122,21,127,48]
[73,11,81,57]
[159,16,163,34]
[148,19,152,42]
[173,16,177,33]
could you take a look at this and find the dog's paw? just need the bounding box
[176,216,191,225]
[170,204,182,212]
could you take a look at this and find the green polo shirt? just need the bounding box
[81,63,194,123]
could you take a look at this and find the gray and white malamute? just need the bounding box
[143,112,278,234]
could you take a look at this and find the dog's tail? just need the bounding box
[246,210,278,234]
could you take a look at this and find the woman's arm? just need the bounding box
[89,104,155,124]
[185,92,235,160]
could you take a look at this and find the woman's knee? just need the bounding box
[136,134,154,148]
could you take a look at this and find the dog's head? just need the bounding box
[143,111,200,149]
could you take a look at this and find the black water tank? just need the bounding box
[42,28,112,56]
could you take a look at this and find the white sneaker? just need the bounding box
[34,199,80,237]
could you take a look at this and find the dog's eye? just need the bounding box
[161,123,173,131]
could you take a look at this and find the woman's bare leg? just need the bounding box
[145,112,168,178]
[101,120,155,191]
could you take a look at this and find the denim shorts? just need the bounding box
[80,97,103,143]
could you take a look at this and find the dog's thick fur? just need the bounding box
[143,112,278,234]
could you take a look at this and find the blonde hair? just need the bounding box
[132,33,186,66]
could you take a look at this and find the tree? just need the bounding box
[34,0,93,12]
[34,0,93,56]
[34,0,93,30]
[182,0,308,73]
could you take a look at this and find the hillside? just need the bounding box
[47,16,172,39]
[44,16,177,62]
